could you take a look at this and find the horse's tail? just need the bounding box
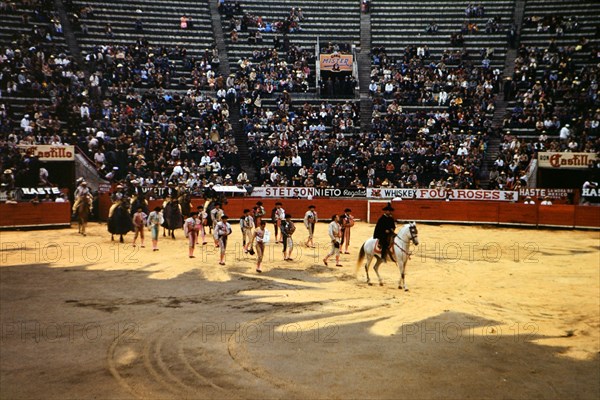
[355,243,366,275]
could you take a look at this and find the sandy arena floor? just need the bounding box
[0,221,599,399]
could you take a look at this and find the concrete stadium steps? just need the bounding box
[219,0,361,89]
[0,6,68,48]
[0,96,55,125]
[224,0,361,40]
[372,0,515,71]
[0,3,70,124]
[524,0,600,14]
[70,0,215,92]
[503,0,599,137]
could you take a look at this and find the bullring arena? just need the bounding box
[1,0,600,398]
[1,204,599,399]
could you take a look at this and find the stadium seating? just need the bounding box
[0,0,70,123]
[70,0,217,91]
[493,0,600,190]
[219,0,360,92]
[1,0,598,197]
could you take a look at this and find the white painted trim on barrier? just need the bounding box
[401,219,499,225]
[573,225,600,230]
[0,223,71,229]
[537,224,575,228]
[402,219,540,227]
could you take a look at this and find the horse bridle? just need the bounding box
[394,225,418,256]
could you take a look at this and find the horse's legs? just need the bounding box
[365,255,372,285]
[111,234,115,241]
[81,221,86,236]
[163,227,166,237]
[373,258,384,286]
[171,230,175,239]
[399,260,408,291]
[119,235,124,243]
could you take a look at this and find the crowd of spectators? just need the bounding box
[231,45,315,98]
[82,43,218,92]
[491,14,600,190]
[245,98,362,187]
[1,0,242,200]
[365,41,501,189]
[0,0,76,194]
[221,2,316,96]
[2,1,598,201]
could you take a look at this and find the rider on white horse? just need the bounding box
[373,203,396,262]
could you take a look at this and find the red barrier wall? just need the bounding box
[377,201,500,224]
[98,194,368,222]
[574,206,600,228]
[497,203,538,226]
[0,202,71,228]
[537,205,576,227]
[96,194,600,229]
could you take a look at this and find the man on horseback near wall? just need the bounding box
[373,203,396,262]
[72,180,91,215]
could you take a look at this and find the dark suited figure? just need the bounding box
[373,204,396,262]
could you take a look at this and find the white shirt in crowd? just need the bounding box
[559,125,570,140]
[200,155,211,166]
[291,155,302,167]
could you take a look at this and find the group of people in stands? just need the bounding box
[1,0,248,196]
[1,1,598,203]
[366,44,499,189]
[493,16,600,191]
[232,45,315,95]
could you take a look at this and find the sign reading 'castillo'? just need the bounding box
[538,152,597,169]
[17,145,75,161]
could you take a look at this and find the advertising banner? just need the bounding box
[17,145,75,161]
[538,152,597,169]
[519,188,574,200]
[319,53,353,71]
[251,187,367,198]
[367,188,518,201]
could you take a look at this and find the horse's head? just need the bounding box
[408,222,419,245]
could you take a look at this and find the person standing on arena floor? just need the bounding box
[184,211,200,258]
[196,205,208,245]
[254,201,266,224]
[240,208,255,253]
[215,215,232,265]
[281,213,296,261]
[132,206,147,248]
[211,202,224,247]
[323,214,343,267]
[251,220,269,273]
[340,208,355,254]
[373,204,396,262]
[303,205,318,248]
[147,206,164,251]
[273,202,285,243]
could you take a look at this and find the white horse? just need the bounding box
[356,222,419,290]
